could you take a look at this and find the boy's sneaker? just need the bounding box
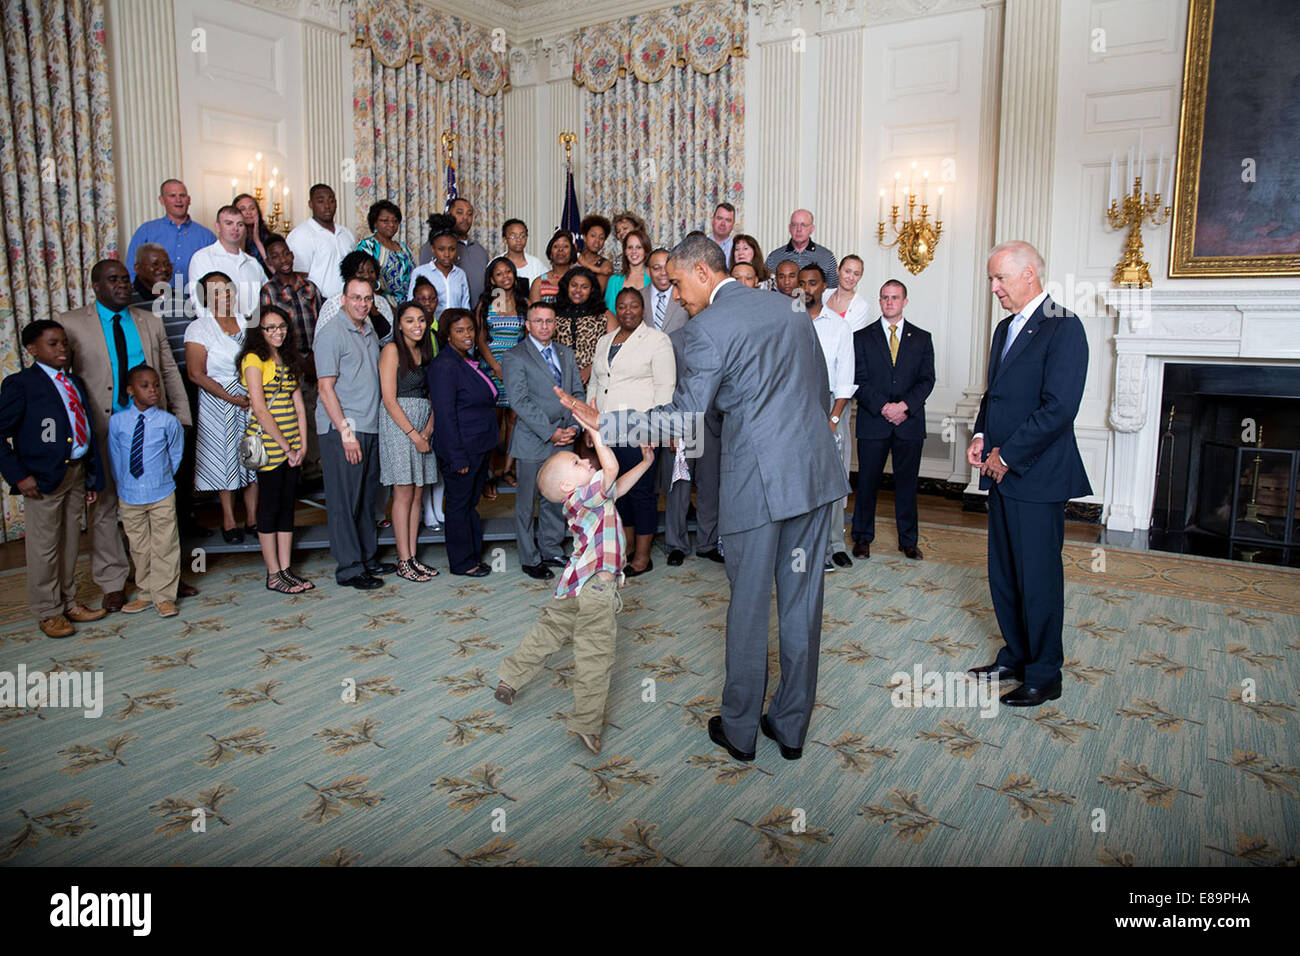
[122,599,152,614]
[493,681,515,705]
[575,731,602,755]
[155,601,180,618]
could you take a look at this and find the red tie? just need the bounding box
[55,371,88,447]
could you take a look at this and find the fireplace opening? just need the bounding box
[1149,363,1300,567]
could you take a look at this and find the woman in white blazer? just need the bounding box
[591,287,677,575]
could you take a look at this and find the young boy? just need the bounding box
[108,364,184,617]
[0,320,106,638]
[493,420,655,755]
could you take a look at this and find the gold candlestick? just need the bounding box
[877,183,942,276]
[1106,176,1171,287]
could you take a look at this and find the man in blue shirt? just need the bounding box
[125,179,216,289]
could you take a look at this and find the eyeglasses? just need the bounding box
[262,324,288,332]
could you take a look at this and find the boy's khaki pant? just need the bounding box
[120,492,180,605]
[499,575,619,735]
[25,460,86,622]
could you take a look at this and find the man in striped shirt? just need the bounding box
[764,208,840,287]
[493,420,656,756]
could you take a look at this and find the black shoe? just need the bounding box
[852,540,870,558]
[697,548,725,564]
[832,551,853,568]
[968,663,1020,682]
[823,559,835,573]
[707,715,754,762]
[1001,680,1062,707]
[339,573,383,590]
[540,556,567,569]
[760,714,802,760]
[181,520,212,540]
[452,565,490,578]
[521,563,554,580]
[623,559,653,577]
[900,545,923,560]
[667,549,685,566]
[221,527,244,544]
[365,562,398,576]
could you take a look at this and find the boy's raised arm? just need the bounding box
[582,419,619,494]
[614,444,656,500]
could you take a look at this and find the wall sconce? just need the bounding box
[878,161,943,275]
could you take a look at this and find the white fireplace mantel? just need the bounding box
[1102,288,1300,534]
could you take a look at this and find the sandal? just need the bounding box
[281,567,315,590]
[266,571,307,594]
[396,559,432,582]
[410,557,440,577]
[482,481,499,501]
[500,467,517,487]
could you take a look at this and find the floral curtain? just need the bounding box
[351,0,506,258]
[575,0,746,248]
[0,0,117,541]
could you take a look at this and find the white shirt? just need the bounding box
[823,288,872,332]
[810,309,857,401]
[286,218,357,299]
[648,285,674,330]
[406,262,470,319]
[508,252,547,286]
[707,277,736,305]
[36,362,90,458]
[880,315,906,341]
[187,241,267,319]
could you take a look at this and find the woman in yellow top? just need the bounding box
[238,305,312,595]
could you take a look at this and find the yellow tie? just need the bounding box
[889,324,899,365]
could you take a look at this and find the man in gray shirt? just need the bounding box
[314,276,394,588]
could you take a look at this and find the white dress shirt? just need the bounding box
[187,241,267,319]
[406,262,470,319]
[509,252,547,286]
[707,276,736,305]
[37,362,90,458]
[811,308,857,401]
[647,285,674,330]
[286,218,357,299]
[881,315,906,340]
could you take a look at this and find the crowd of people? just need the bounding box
[7,181,938,639]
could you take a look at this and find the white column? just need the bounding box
[302,20,349,227]
[815,27,865,258]
[504,84,539,232]
[754,38,801,249]
[105,0,182,254]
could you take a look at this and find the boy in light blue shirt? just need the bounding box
[108,364,184,617]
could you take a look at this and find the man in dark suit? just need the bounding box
[558,235,848,762]
[0,321,107,637]
[851,279,935,561]
[502,302,585,580]
[966,241,1091,706]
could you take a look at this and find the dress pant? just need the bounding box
[987,484,1066,687]
[87,428,130,593]
[120,492,180,604]
[719,502,833,751]
[825,422,852,557]
[513,455,567,567]
[852,433,923,548]
[693,425,721,553]
[320,428,380,583]
[441,450,491,573]
[24,459,87,621]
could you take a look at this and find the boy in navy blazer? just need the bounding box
[966,241,1092,706]
[851,279,935,560]
[0,321,107,637]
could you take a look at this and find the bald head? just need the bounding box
[986,240,1045,315]
[788,209,815,250]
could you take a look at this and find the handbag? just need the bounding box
[238,368,286,471]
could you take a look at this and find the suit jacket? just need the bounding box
[59,302,193,437]
[641,284,688,336]
[667,323,722,442]
[853,319,935,441]
[429,347,499,472]
[501,338,584,461]
[617,280,848,535]
[590,323,676,413]
[0,366,106,494]
[973,295,1092,502]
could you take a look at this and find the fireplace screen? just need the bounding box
[1195,441,1299,563]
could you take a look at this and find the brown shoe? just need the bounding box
[155,601,180,618]
[122,599,152,614]
[39,615,75,638]
[493,681,516,705]
[852,540,870,559]
[65,603,106,623]
[102,590,125,613]
[575,731,602,755]
[178,581,199,598]
[900,546,923,560]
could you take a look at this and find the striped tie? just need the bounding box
[543,346,562,386]
[55,371,88,447]
[129,414,145,478]
[654,291,667,329]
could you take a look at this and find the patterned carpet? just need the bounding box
[1,522,1296,867]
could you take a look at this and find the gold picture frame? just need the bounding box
[1169,0,1300,277]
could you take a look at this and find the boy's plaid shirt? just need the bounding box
[555,470,624,598]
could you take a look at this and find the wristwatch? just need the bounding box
[830,415,840,424]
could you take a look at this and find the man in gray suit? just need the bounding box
[559,235,848,762]
[646,248,721,565]
[502,302,585,580]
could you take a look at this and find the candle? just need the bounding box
[230,179,237,200]
[937,187,943,220]
[922,169,929,205]
[255,152,264,185]
[909,161,917,194]
[878,188,885,222]
[1137,127,1144,183]
[1127,147,1133,195]
[1165,159,1175,206]
[1155,145,1163,199]
[283,187,291,222]
[893,171,900,207]
[1109,151,1117,205]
